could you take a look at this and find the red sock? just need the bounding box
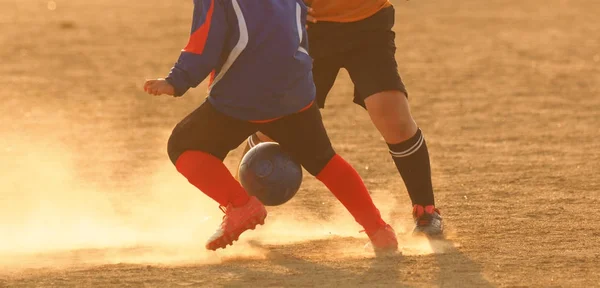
[175,150,250,207]
[316,154,386,233]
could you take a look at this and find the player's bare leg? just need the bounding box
[363,90,417,144]
[364,90,443,237]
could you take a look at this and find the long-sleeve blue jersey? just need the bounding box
[165,0,315,121]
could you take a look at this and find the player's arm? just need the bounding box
[165,0,228,97]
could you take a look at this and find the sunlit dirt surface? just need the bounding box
[1,0,599,287]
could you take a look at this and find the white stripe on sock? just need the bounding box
[389,133,424,158]
[247,135,256,148]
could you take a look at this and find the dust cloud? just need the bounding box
[0,132,265,269]
[0,131,440,271]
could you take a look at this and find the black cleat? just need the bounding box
[412,205,444,237]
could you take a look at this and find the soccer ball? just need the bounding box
[238,142,302,206]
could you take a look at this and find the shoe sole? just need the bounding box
[364,239,399,256]
[412,225,444,239]
[374,247,400,257]
[206,214,266,251]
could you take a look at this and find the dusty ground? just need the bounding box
[1,0,599,287]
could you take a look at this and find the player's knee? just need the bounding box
[167,124,227,165]
[301,145,336,176]
[167,125,186,165]
[167,133,180,166]
[364,91,418,143]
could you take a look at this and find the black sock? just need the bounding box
[387,129,435,206]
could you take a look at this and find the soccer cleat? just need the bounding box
[412,205,444,237]
[364,224,399,255]
[205,196,267,251]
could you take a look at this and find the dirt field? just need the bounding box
[1,0,599,287]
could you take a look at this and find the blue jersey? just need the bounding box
[166,0,315,121]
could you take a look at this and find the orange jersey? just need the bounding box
[306,0,392,23]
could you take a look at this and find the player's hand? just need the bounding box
[304,0,316,29]
[143,78,175,96]
[306,7,316,24]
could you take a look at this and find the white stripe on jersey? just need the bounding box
[296,2,308,55]
[209,0,249,92]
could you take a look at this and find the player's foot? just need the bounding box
[365,224,399,255]
[412,204,444,237]
[205,196,267,250]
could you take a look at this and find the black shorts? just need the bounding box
[307,6,407,109]
[167,100,335,176]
